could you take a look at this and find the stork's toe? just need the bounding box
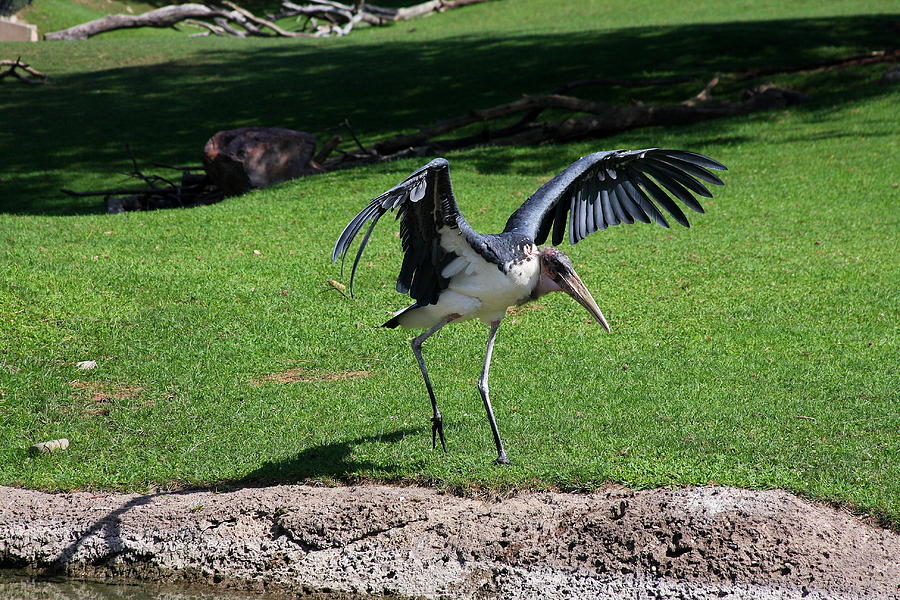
[431,415,447,452]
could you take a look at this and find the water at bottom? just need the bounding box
[0,570,272,600]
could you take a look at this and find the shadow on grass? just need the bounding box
[229,428,423,486]
[0,13,895,215]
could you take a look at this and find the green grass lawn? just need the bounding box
[1,1,898,526]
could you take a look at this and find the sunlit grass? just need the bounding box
[0,1,897,526]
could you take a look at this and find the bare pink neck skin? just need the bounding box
[533,272,562,298]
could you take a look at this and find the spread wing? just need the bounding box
[502,148,727,245]
[332,158,479,306]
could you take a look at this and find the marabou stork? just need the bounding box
[333,148,727,464]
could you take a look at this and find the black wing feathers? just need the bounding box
[503,148,726,245]
[332,158,469,306]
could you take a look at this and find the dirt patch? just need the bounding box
[70,380,142,402]
[254,369,373,384]
[1,484,897,599]
[69,380,144,416]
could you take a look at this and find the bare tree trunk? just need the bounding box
[45,4,232,40]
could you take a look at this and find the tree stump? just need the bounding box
[202,127,322,197]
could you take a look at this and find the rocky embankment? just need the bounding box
[1,484,898,599]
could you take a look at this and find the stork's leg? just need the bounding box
[478,319,510,465]
[411,316,455,452]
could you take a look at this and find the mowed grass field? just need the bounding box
[1,1,897,525]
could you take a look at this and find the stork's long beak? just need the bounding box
[556,269,611,332]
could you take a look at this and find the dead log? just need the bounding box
[45,0,493,40]
[45,4,234,40]
[323,81,809,171]
[488,86,809,146]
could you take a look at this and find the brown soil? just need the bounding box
[69,380,144,412]
[1,484,897,599]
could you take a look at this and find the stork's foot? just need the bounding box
[431,415,447,452]
[493,452,510,466]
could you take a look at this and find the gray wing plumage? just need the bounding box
[502,148,727,245]
[332,158,477,306]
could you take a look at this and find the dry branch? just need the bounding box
[0,58,48,84]
[62,162,222,213]
[322,80,809,171]
[681,76,720,107]
[313,134,343,164]
[184,18,228,36]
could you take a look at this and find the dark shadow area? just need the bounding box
[0,14,896,215]
[227,428,422,486]
[48,493,161,572]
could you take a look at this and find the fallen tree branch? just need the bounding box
[45,4,233,40]
[64,48,882,212]
[322,79,809,171]
[60,82,808,211]
[313,134,343,164]
[45,0,494,40]
[0,58,48,84]
[184,18,228,36]
[681,76,720,107]
[220,0,316,37]
[487,85,809,146]
[62,162,222,213]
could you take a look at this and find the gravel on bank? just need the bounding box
[1,484,898,599]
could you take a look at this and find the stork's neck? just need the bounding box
[531,246,567,299]
[532,271,562,298]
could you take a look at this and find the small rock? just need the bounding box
[30,438,69,454]
[75,360,97,370]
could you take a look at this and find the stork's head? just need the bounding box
[536,247,610,332]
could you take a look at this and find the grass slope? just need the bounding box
[1,1,898,525]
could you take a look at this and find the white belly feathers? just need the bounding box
[394,228,540,328]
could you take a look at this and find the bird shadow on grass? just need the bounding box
[224,428,427,488]
[0,13,896,215]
